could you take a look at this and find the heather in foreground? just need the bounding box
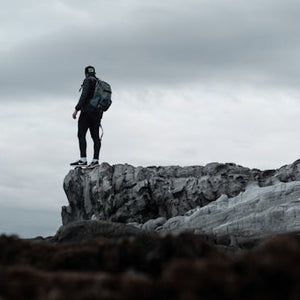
[0,233,299,299]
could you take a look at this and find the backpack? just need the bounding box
[89,79,112,112]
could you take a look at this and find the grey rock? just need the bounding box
[62,160,300,230]
[52,220,150,243]
[142,217,166,231]
[158,181,300,244]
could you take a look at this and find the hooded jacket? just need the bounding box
[75,75,99,113]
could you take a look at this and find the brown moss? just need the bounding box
[0,233,299,299]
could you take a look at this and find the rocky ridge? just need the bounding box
[62,160,300,243]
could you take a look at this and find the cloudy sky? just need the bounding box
[1,0,300,237]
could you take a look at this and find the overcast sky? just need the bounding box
[1,0,300,237]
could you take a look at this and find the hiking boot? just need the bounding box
[70,159,87,166]
[87,161,99,168]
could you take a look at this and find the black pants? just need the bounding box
[78,111,102,159]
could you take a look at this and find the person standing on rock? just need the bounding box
[70,66,103,168]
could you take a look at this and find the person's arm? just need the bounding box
[72,78,94,118]
[72,109,78,119]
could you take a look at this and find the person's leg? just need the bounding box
[89,113,102,160]
[78,113,89,158]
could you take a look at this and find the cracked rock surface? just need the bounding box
[62,160,300,242]
[156,181,300,245]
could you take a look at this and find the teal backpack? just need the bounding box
[89,79,112,111]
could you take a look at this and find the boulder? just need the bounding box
[53,220,150,243]
[62,160,300,244]
[156,181,300,245]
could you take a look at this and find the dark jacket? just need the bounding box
[75,75,98,112]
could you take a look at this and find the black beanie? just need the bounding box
[85,65,96,74]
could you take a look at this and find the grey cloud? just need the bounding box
[1,0,300,98]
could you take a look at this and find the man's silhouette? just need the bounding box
[70,66,103,168]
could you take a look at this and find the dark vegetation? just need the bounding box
[0,233,299,299]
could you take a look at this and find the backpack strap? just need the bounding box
[100,123,104,140]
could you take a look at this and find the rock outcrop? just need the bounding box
[62,160,300,243]
[52,220,152,244]
[155,181,300,243]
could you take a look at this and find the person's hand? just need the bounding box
[72,110,78,119]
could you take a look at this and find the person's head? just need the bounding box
[85,65,96,77]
